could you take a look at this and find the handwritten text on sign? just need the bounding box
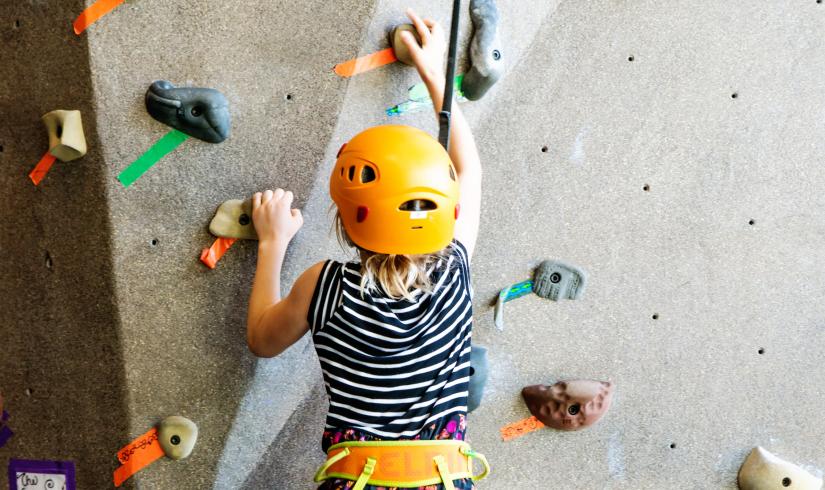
[16,472,67,490]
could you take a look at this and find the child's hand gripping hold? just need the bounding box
[252,189,303,246]
[400,8,447,84]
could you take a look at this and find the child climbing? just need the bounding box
[246,8,487,490]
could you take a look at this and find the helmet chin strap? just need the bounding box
[438,0,462,151]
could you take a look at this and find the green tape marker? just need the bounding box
[388,75,466,117]
[408,74,464,101]
[118,129,189,188]
[387,99,432,117]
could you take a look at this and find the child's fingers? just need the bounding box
[282,190,294,209]
[262,189,274,204]
[252,192,262,211]
[424,18,444,41]
[406,8,432,44]
[401,31,423,55]
[292,208,303,224]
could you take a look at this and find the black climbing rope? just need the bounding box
[438,0,461,151]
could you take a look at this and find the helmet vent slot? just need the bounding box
[360,165,376,183]
[399,199,437,211]
[348,166,355,181]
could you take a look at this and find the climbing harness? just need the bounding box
[314,439,490,489]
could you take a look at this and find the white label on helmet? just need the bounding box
[410,211,427,220]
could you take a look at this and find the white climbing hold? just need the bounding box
[738,446,822,490]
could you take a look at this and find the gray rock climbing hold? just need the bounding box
[42,110,87,162]
[209,199,257,240]
[467,345,488,413]
[738,447,822,490]
[390,24,421,67]
[145,80,231,143]
[532,260,587,301]
[158,415,198,461]
[462,0,504,101]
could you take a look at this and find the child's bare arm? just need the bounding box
[401,9,483,259]
[246,189,321,357]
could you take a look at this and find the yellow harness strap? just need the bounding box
[314,439,490,488]
[434,455,456,490]
[353,457,377,490]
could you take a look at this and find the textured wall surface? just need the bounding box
[3,0,825,489]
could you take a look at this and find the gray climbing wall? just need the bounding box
[2,0,825,488]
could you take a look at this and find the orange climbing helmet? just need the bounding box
[330,125,460,255]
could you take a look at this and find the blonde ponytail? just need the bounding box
[333,211,449,301]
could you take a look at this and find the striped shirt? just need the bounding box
[308,240,474,441]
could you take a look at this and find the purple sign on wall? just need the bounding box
[0,410,11,448]
[8,459,76,490]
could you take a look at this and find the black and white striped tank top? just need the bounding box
[308,240,474,440]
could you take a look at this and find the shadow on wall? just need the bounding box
[240,380,329,489]
[0,2,129,488]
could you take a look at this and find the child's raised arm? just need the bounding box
[246,189,322,358]
[401,8,483,259]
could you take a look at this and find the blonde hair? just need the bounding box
[333,211,450,301]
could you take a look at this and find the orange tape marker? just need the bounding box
[200,237,237,269]
[112,427,165,487]
[73,0,126,35]
[499,416,545,442]
[29,152,57,186]
[334,47,398,78]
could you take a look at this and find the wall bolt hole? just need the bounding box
[628,55,635,62]
[758,348,765,355]
[643,184,650,191]
[286,94,293,101]
[25,388,33,396]
[14,20,21,28]
[652,313,659,320]
[669,443,676,449]
[748,219,755,225]
[45,252,53,269]
[541,146,548,153]
[731,92,739,99]
[150,239,159,247]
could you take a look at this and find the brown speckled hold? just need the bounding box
[522,380,614,431]
[158,416,198,461]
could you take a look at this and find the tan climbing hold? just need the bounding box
[42,110,87,162]
[209,199,257,240]
[738,447,822,490]
[522,379,614,431]
[390,24,421,66]
[158,415,198,461]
